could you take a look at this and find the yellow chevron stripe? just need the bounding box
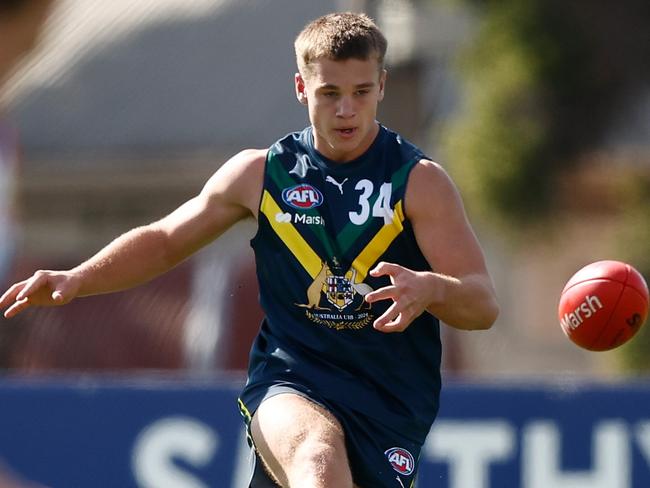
[260,190,322,279]
[349,200,405,281]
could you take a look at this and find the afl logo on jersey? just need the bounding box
[385,447,415,476]
[282,184,324,209]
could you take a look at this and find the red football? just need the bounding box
[558,260,649,351]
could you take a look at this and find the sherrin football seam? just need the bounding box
[562,264,649,300]
[590,280,627,350]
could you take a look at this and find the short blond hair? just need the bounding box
[294,12,387,76]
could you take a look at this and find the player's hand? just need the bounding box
[0,270,80,318]
[364,262,436,333]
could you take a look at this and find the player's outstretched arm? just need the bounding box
[365,159,499,332]
[0,149,266,319]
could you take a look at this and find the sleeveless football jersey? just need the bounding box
[241,124,442,443]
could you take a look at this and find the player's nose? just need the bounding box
[336,96,355,118]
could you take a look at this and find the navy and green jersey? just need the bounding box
[241,124,442,443]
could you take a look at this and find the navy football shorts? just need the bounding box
[239,384,422,488]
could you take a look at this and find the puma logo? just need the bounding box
[325,175,348,195]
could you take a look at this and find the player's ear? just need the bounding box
[377,69,387,102]
[295,72,308,105]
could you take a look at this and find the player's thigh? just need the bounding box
[250,393,351,478]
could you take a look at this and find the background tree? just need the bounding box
[442,0,650,369]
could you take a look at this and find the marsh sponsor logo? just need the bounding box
[294,213,325,225]
[560,295,604,331]
[275,212,324,226]
[275,212,292,223]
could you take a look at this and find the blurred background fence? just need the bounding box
[0,0,649,486]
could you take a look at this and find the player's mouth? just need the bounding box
[335,127,357,139]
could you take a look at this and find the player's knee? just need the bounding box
[289,439,350,485]
[293,438,338,466]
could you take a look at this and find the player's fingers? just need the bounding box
[50,279,76,304]
[375,316,406,333]
[377,313,405,332]
[364,285,397,304]
[369,261,403,278]
[3,297,31,319]
[0,280,28,307]
[16,273,50,300]
[377,309,416,333]
[52,282,79,304]
[373,302,400,331]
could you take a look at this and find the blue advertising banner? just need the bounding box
[0,376,250,488]
[1,377,649,488]
[420,380,650,488]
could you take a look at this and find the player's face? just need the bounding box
[295,56,386,163]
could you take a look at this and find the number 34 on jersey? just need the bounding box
[348,179,394,226]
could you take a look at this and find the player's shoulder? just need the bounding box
[229,148,268,167]
[405,159,461,215]
[409,158,453,187]
[217,148,267,179]
[205,148,267,193]
[202,148,268,214]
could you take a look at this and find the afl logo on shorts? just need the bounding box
[282,184,324,209]
[385,447,415,476]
